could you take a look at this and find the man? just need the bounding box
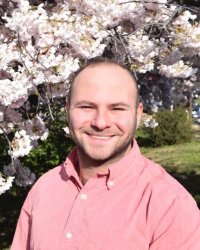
[11,58,200,250]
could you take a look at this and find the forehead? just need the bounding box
[72,64,137,101]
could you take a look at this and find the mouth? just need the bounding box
[90,135,112,140]
[84,132,115,141]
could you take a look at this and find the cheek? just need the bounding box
[69,111,92,129]
[116,118,135,132]
[120,112,136,125]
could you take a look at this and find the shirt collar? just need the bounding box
[105,139,145,189]
[64,149,82,187]
[64,139,145,189]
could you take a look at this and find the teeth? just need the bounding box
[91,135,110,140]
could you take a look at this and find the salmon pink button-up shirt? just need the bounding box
[11,140,200,250]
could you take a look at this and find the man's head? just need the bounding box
[67,57,140,106]
[66,57,143,166]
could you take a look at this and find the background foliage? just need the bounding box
[137,108,193,146]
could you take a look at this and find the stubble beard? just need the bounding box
[67,111,138,168]
[70,128,136,168]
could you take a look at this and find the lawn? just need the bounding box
[141,141,200,173]
[0,141,200,249]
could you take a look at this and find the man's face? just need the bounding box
[67,64,143,165]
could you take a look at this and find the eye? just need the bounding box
[112,107,126,111]
[79,106,93,109]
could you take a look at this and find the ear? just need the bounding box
[66,99,70,111]
[65,100,70,122]
[136,102,143,129]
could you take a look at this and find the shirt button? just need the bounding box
[80,193,87,200]
[108,180,114,187]
[66,232,72,239]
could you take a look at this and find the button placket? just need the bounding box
[63,189,89,247]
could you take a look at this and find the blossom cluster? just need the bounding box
[0,0,199,194]
[0,173,15,195]
[143,116,159,128]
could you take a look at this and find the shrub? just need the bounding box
[23,118,74,177]
[137,108,193,147]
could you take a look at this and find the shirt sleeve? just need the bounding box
[150,195,200,250]
[10,187,35,250]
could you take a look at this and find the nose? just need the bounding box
[91,108,111,130]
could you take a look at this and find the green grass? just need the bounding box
[141,141,200,173]
[141,141,200,207]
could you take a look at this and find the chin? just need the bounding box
[84,149,126,165]
[86,152,112,161]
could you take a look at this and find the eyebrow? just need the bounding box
[109,103,131,109]
[72,101,96,107]
[72,101,132,108]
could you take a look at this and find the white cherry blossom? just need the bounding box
[0,174,15,195]
[159,61,198,78]
[9,130,33,158]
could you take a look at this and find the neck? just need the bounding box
[78,154,110,185]
[77,144,132,185]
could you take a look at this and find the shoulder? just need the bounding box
[26,162,68,201]
[36,163,64,185]
[140,157,200,240]
[140,156,199,219]
[142,156,190,197]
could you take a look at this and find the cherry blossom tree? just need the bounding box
[0,0,199,194]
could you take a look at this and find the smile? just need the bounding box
[90,135,112,140]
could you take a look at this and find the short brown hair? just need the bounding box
[67,57,140,106]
